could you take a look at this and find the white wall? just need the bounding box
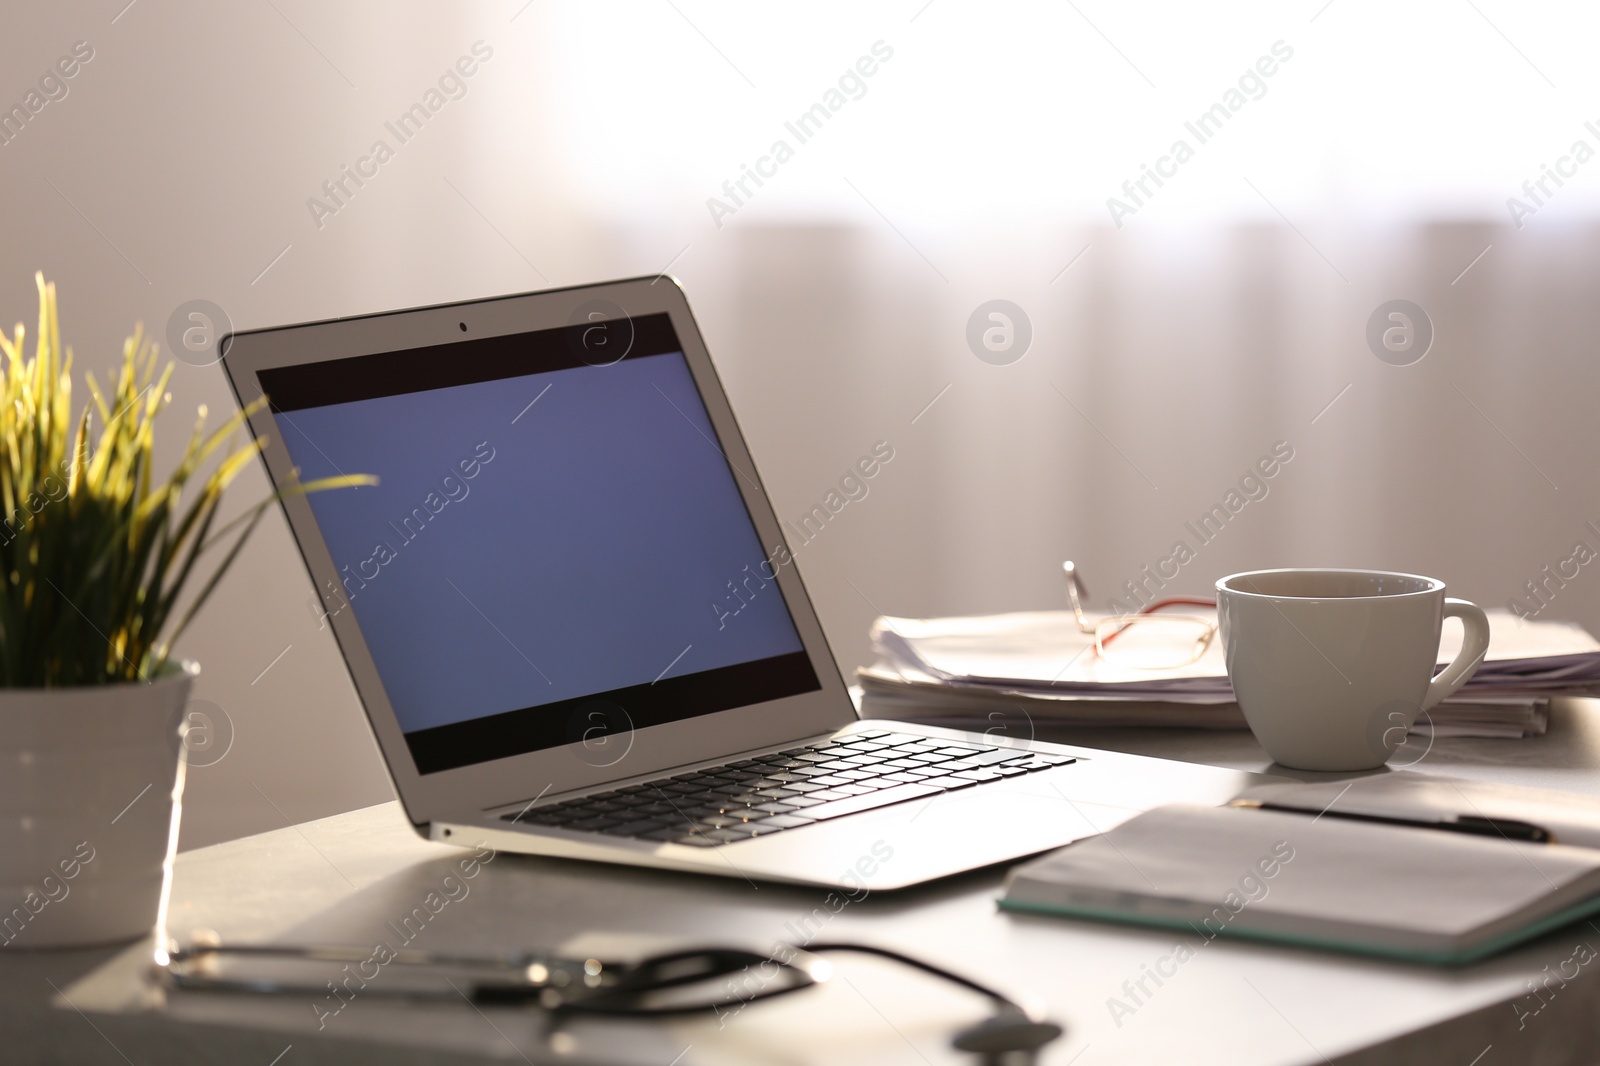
[3,2,1598,850]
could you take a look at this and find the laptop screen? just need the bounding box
[260,313,820,774]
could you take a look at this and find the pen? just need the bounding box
[1229,800,1553,843]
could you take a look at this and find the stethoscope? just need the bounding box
[159,936,1065,1064]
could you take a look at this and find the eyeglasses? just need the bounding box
[1061,560,1218,670]
[157,937,1064,1060]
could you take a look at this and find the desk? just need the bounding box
[14,700,1600,1065]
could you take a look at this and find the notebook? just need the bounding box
[1000,775,1600,964]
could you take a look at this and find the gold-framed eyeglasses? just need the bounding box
[1062,560,1218,670]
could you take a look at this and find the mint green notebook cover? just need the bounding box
[998,891,1600,966]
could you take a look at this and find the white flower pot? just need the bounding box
[0,661,195,949]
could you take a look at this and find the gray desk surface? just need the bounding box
[15,701,1600,1066]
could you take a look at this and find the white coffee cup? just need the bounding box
[1215,569,1491,771]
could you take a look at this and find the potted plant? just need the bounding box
[0,275,366,948]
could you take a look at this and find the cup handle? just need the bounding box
[1421,598,1492,711]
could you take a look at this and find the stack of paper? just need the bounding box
[858,609,1600,739]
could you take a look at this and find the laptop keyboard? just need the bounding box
[501,730,1076,847]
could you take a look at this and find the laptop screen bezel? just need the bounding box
[220,277,856,824]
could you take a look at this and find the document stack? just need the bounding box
[857,609,1600,739]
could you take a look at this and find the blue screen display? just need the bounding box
[273,351,806,734]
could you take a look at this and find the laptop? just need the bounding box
[221,276,1264,891]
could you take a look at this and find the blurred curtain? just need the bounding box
[667,219,1600,675]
